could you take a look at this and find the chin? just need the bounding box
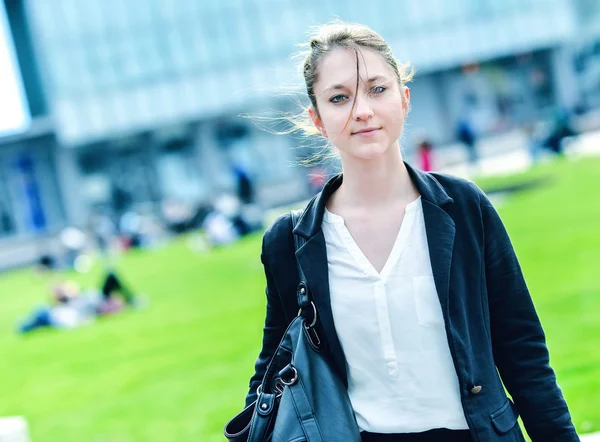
[350,142,391,160]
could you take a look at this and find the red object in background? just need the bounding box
[418,141,433,171]
[309,167,327,193]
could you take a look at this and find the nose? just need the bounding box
[352,92,374,121]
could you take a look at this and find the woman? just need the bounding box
[244,22,579,441]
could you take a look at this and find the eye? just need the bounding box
[330,94,348,104]
[370,86,387,95]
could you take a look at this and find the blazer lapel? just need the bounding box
[292,174,348,383]
[421,200,456,320]
[405,162,456,321]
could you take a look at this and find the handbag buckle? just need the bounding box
[297,301,317,328]
[304,322,321,348]
[274,380,285,395]
[257,381,284,398]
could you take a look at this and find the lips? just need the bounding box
[352,127,381,135]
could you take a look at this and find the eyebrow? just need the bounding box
[322,75,390,94]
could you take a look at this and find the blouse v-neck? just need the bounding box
[323,196,421,281]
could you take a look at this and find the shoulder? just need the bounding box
[261,212,294,261]
[428,171,485,206]
[423,171,495,234]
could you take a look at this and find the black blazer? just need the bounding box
[245,163,579,441]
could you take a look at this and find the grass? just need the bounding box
[0,157,599,441]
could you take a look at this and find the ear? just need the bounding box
[402,86,411,114]
[308,107,328,138]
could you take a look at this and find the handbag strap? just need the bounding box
[288,381,325,442]
[290,210,310,310]
[290,209,320,346]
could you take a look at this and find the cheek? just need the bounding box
[384,96,406,113]
[381,100,407,125]
[321,109,352,135]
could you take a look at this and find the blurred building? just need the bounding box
[1,0,600,267]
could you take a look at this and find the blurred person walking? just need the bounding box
[456,115,478,167]
[543,109,578,156]
[233,163,256,205]
[416,138,434,172]
[232,22,579,442]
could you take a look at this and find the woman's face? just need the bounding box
[309,47,410,162]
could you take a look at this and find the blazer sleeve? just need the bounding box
[480,191,579,441]
[244,233,289,408]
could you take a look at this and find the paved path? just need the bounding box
[436,129,600,179]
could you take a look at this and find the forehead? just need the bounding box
[316,47,394,90]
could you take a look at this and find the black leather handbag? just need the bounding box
[224,210,362,442]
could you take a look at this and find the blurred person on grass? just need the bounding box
[18,255,139,334]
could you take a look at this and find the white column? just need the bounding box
[550,45,581,110]
[54,146,86,226]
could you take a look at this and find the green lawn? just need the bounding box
[1,157,599,441]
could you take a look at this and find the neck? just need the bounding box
[334,142,416,209]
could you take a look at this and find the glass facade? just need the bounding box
[0,0,595,249]
[25,0,576,145]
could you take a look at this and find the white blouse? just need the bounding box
[322,197,469,433]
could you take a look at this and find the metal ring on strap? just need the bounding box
[297,301,317,328]
[280,366,298,386]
